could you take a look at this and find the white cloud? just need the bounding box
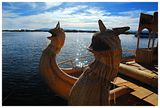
[102,16,139,30]
[119,10,143,17]
[45,2,63,10]
[119,10,157,18]
[2,10,20,18]
[2,4,154,31]
[28,3,37,9]
[53,5,88,15]
[86,8,110,16]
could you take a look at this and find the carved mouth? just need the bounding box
[48,30,57,37]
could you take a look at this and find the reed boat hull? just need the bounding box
[60,59,158,105]
[40,51,133,102]
[119,62,158,88]
[62,67,158,105]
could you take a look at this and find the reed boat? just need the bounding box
[57,54,158,105]
[39,12,158,106]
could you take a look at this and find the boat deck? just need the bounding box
[112,76,158,106]
[62,60,158,106]
[112,60,158,106]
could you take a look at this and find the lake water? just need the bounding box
[2,32,155,105]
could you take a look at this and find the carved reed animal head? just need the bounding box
[47,22,65,54]
[89,20,130,53]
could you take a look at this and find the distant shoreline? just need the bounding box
[2,29,136,34]
[2,29,97,33]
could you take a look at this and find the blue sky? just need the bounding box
[2,2,158,30]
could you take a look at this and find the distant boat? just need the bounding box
[135,32,158,38]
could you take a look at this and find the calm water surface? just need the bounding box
[2,32,153,105]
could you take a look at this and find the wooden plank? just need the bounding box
[113,77,139,90]
[143,93,158,106]
[118,82,140,90]
[131,87,153,99]
[112,77,128,85]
